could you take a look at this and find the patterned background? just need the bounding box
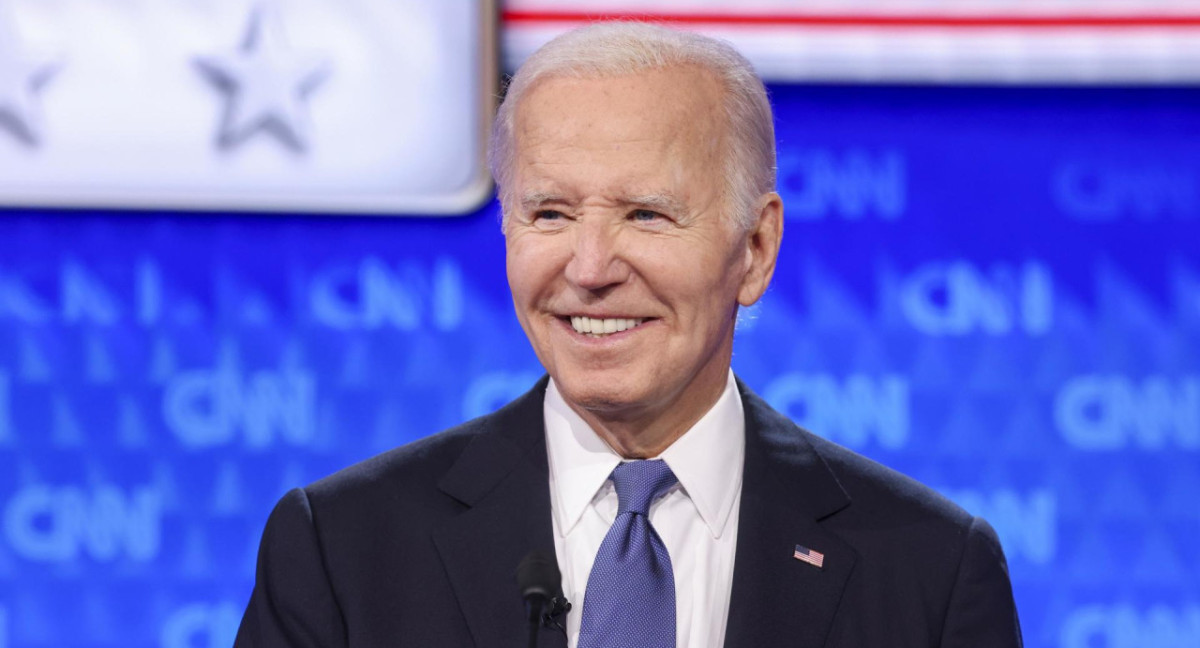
[1,82,1198,647]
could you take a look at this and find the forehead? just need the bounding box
[511,67,727,197]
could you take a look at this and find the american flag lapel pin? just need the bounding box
[793,544,825,569]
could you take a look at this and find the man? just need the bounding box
[236,22,1022,648]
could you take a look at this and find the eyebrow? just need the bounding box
[624,194,687,214]
[519,191,570,212]
[517,191,687,215]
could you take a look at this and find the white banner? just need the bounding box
[503,1,1200,84]
[0,0,496,214]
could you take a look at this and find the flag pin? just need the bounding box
[793,544,825,569]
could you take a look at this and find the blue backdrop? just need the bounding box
[0,84,1198,648]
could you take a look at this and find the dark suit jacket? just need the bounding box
[235,377,1022,647]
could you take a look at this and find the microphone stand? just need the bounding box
[517,551,569,648]
[526,597,546,648]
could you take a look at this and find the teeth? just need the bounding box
[570,317,645,336]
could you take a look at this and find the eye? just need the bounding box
[630,209,664,222]
[534,209,566,221]
[528,208,570,230]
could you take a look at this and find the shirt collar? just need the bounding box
[544,371,745,539]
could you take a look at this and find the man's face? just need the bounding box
[504,66,779,433]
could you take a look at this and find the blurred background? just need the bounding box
[0,1,1198,646]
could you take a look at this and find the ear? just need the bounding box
[737,192,784,307]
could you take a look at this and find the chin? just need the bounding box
[554,372,652,417]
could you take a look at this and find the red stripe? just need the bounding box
[503,9,1200,29]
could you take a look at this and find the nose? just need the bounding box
[563,220,630,292]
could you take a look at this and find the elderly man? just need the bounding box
[236,22,1022,648]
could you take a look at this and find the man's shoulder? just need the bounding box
[741,388,1019,644]
[306,418,482,500]
[806,430,971,528]
[802,432,1007,599]
[742,383,971,530]
[303,378,548,509]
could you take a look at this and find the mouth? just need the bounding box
[563,315,649,337]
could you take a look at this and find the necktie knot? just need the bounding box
[612,459,678,516]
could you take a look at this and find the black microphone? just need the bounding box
[516,550,570,648]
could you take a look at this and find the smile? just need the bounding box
[568,316,646,336]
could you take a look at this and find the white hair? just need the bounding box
[489,22,776,231]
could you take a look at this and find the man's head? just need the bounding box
[494,23,784,454]
[490,22,777,230]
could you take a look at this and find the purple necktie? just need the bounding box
[577,460,678,648]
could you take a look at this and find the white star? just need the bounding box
[0,3,60,146]
[194,3,330,152]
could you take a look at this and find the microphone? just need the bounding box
[516,550,571,648]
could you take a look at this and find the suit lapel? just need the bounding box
[723,384,857,648]
[431,378,568,648]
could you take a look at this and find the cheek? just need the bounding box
[504,248,525,299]
[506,236,564,302]
[505,264,538,316]
[657,254,745,329]
[636,235,742,291]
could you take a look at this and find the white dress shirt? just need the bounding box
[544,371,745,648]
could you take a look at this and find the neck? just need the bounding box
[567,367,731,459]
